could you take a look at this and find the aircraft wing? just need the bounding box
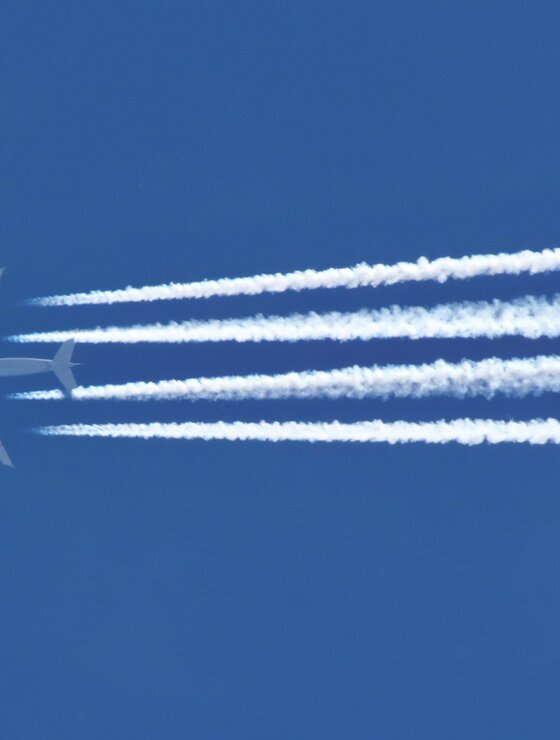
[0,440,14,467]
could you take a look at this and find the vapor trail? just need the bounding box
[36,418,560,445]
[29,246,560,306]
[12,355,560,402]
[10,294,560,344]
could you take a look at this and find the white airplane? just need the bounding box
[0,270,78,466]
[0,339,77,395]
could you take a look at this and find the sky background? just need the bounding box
[1,2,560,738]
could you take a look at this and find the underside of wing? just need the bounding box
[0,440,14,467]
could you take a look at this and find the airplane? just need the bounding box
[0,271,79,466]
[0,339,78,395]
[0,340,79,468]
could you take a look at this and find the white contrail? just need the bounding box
[35,418,560,445]
[12,355,560,402]
[29,246,560,306]
[9,294,560,344]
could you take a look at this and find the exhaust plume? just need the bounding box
[10,294,560,344]
[12,354,560,402]
[30,246,560,306]
[36,418,560,445]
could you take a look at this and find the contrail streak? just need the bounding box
[9,294,560,344]
[12,355,560,402]
[35,418,560,445]
[29,246,560,306]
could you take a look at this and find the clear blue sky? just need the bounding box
[1,2,560,738]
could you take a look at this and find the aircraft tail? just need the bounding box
[52,340,78,395]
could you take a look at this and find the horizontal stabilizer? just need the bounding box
[53,339,75,366]
[52,340,78,395]
[53,365,78,395]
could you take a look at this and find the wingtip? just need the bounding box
[0,441,14,468]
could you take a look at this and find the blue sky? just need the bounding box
[1,2,560,737]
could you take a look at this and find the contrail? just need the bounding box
[12,355,560,402]
[29,246,560,306]
[9,294,560,344]
[35,418,560,445]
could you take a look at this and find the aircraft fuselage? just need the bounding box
[0,358,53,377]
